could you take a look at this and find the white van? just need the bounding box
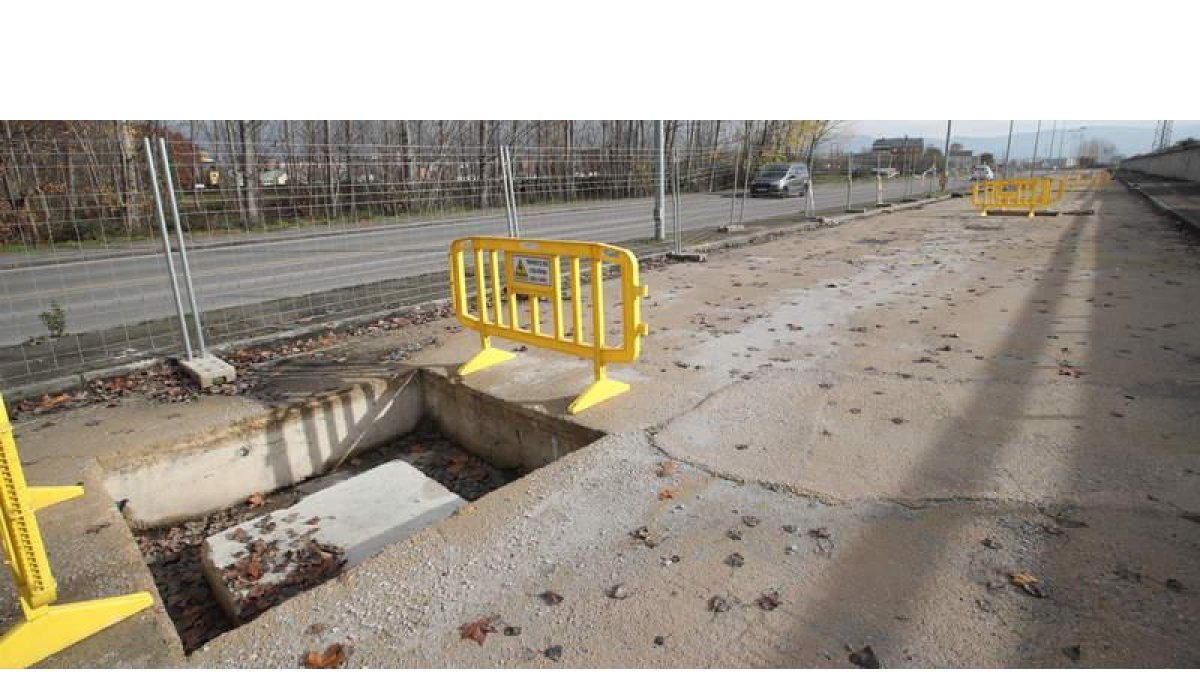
[970,165,995,181]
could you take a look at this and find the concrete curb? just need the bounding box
[642,193,955,262]
[1118,176,1200,232]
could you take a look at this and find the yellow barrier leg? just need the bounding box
[568,364,630,415]
[0,592,154,668]
[27,485,84,512]
[458,335,515,377]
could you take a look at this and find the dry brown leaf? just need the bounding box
[458,616,496,645]
[304,643,346,668]
[245,559,262,580]
[38,393,70,410]
[656,460,678,477]
[658,488,676,501]
[247,493,265,507]
[1008,571,1045,597]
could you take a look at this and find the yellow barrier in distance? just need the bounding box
[971,178,1058,217]
[450,237,649,414]
[0,394,153,668]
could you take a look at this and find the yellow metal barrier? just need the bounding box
[1057,170,1112,194]
[971,178,1058,217]
[0,394,153,668]
[450,237,649,414]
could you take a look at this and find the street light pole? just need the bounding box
[654,120,666,241]
[1002,120,1014,178]
[1029,120,1042,178]
[940,120,952,191]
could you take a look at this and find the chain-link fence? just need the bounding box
[2,121,971,390]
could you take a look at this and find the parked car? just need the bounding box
[749,163,810,197]
[872,167,899,178]
[970,165,996,181]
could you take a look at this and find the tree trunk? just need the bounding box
[324,120,335,221]
[239,121,262,227]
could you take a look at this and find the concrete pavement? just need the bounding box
[8,181,1196,667]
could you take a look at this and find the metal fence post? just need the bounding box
[672,150,682,255]
[158,138,208,356]
[500,145,521,238]
[654,120,666,241]
[500,146,516,237]
[728,145,741,229]
[737,144,751,226]
[143,138,193,361]
[845,153,854,212]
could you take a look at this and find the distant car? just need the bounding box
[750,163,810,197]
[970,165,996,181]
[872,167,899,178]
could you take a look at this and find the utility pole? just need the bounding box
[1002,120,1014,178]
[1047,121,1058,170]
[940,121,952,191]
[1029,120,1042,178]
[654,120,666,241]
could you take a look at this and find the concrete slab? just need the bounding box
[202,460,465,623]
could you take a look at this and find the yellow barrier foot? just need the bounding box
[568,377,630,414]
[28,485,84,511]
[458,346,516,377]
[0,592,154,668]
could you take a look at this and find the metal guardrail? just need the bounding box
[449,236,648,413]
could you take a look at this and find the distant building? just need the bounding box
[947,145,975,171]
[259,169,289,186]
[871,137,925,155]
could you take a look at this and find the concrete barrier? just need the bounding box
[1122,144,1200,182]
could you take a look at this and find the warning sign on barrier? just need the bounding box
[511,254,551,287]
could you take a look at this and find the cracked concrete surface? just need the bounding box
[6,185,1199,667]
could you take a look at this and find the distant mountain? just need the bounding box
[834,124,1200,159]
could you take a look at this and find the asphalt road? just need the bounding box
[0,178,965,346]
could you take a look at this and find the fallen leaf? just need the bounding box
[303,643,346,668]
[458,616,496,645]
[247,493,265,508]
[756,591,781,610]
[658,488,676,501]
[38,393,71,410]
[656,460,678,477]
[849,645,881,668]
[708,595,730,613]
[1008,572,1045,598]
